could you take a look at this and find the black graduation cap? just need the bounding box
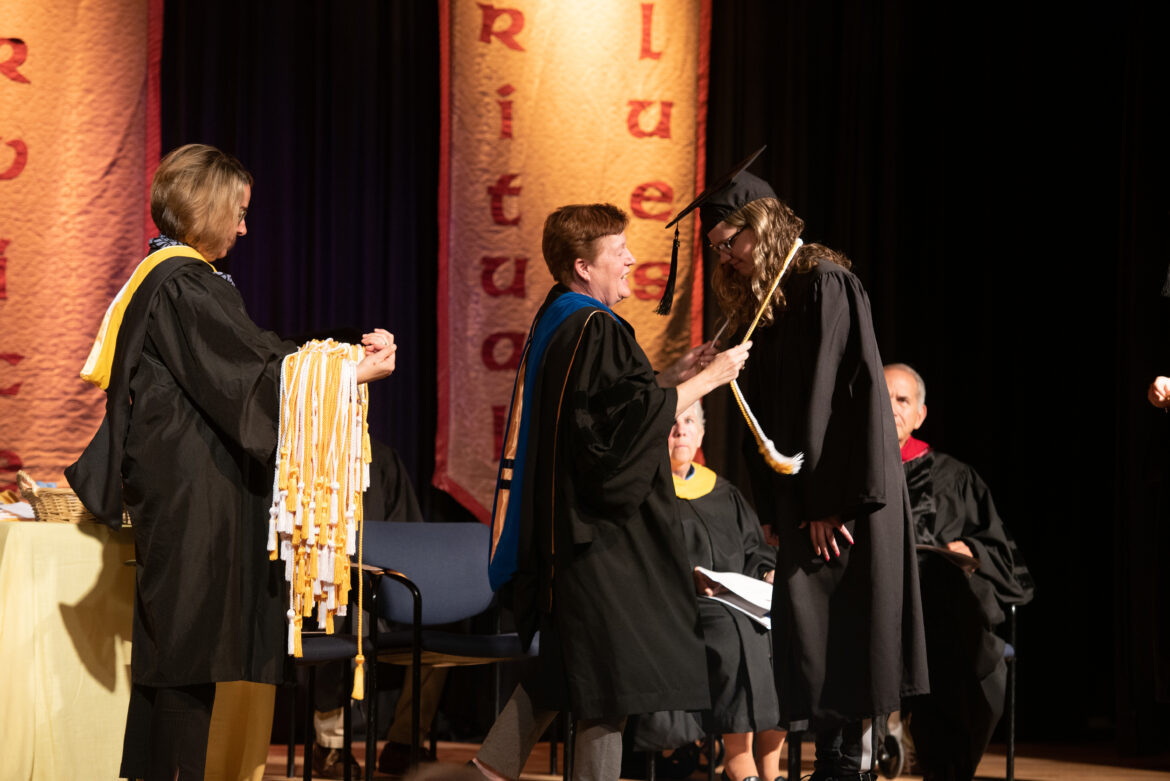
[656,146,771,315]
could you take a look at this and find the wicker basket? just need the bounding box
[17,470,106,524]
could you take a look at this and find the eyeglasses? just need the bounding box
[706,227,744,254]
[237,206,248,224]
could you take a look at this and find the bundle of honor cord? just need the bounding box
[267,338,372,695]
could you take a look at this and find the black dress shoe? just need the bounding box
[312,742,362,779]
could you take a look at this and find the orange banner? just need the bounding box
[0,1,161,492]
[435,0,710,520]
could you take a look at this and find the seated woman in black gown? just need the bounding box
[641,400,787,781]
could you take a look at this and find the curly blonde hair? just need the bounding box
[151,144,253,261]
[711,197,851,333]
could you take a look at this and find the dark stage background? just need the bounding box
[160,0,1169,753]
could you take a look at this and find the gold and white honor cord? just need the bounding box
[268,339,371,698]
[731,238,805,475]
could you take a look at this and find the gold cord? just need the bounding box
[267,340,370,696]
[732,239,805,475]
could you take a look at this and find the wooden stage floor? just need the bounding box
[262,738,1170,780]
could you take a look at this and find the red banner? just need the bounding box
[435,0,711,520]
[0,1,162,492]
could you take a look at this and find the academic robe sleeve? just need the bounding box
[950,464,1035,607]
[733,485,777,579]
[145,266,294,464]
[794,270,894,525]
[365,438,424,524]
[564,312,677,535]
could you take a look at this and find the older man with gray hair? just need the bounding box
[883,363,1034,781]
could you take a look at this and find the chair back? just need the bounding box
[362,521,494,626]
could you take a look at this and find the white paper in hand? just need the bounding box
[695,566,773,629]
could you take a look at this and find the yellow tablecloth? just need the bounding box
[0,521,274,781]
[0,520,135,781]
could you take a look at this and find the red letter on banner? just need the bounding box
[0,238,8,299]
[0,449,22,493]
[481,256,527,297]
[488,174,522,225]
[482,332,524,371]
[497,84,515,138]
[626,101,673,139]
[632,263,670,301]
[640,5,662,60]
[492,404,507,455]
[0,39,31,84]
[478,4,526,51]
[0,139,28,180]
[0,352,23,396]
[630,182,674,222]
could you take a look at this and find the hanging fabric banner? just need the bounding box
[0,0,162,493]
[436,0,711,520]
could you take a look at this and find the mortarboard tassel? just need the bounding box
[655,225,680,315]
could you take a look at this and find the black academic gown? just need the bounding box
[513,286,709,720]
[73,260,294,688]
[631,469,780,752]
[738,259,929,732]
[903,448,1035,781]
[678,471,780,734]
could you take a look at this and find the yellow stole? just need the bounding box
[80,245,212,389]
[673,462,718,500]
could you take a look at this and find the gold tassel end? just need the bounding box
[350,655,365,700]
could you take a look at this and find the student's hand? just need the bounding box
[800,515,854,561]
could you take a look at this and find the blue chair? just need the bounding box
[361,521,539,776]
[289,631,374,781]
[1003,603,1018,781]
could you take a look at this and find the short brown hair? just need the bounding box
[541,203,629,285]
[151,144,253,260]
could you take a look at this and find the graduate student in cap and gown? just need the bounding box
[67,143,398,781]
[474,203,752,781]
[690,164,928,781]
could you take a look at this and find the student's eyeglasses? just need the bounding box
[706,226,745,254]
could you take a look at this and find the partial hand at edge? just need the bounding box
[1148,376,1170,408]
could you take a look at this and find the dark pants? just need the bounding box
[121,682,217,781]
[907,556,1006,781]
[812,719,875,780]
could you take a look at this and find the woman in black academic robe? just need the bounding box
[701,176,928,780]
[476,203,752,781]
[68,144,397,781]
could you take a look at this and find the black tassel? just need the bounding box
[656,225,680,315]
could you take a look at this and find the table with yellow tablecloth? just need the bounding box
[0,520,275,781]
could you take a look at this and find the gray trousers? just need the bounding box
[476,682,627,781]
